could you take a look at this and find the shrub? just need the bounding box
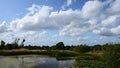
[103,44,120,68]
[73,45,91,53]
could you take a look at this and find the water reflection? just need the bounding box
[35,59,59,68]
[0,55,74,68]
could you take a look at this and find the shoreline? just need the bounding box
[0,49,79,60]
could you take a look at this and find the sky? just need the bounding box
[0,0,120,46]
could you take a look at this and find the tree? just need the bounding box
[74,44,91,53]
[92,44,102,51]
[0,40,5,49]
[20,39,25,48]
[55,42,65,50]
[65,46,72,50]
[11,38,20,49]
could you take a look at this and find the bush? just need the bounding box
[77,55,101,60]
[73,45,91,53]
[103,44,120,68]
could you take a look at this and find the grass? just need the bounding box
[73,60,108,68]
[73,51,108,68]
[0,49,79,59]
[0,49,104,60]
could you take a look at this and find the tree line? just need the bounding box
[0,40,114,52]
[0,40,120,68]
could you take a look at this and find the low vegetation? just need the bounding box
[74,60,108,68]
[0,40,120,68]
[73,43,120,68]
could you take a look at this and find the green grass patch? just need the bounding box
[73,60,108,68]
[73,54,107,68]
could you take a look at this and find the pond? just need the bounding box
[0,55,74,68]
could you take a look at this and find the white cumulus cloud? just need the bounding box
[0,21,8,33]
[10,5,57,31]
[0,0,120,45]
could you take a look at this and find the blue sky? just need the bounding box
[0,0,120,46]
[0,0,89,22]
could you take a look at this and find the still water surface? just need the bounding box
[0,55,74,68]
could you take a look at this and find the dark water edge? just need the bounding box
[0,55,74,68]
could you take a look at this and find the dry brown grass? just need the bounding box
[86,51,103,56]
[0,48,41,52]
